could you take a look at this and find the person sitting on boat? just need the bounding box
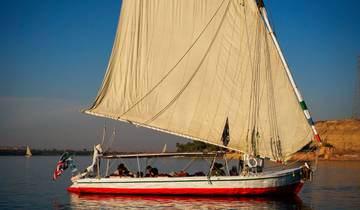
[135,171,144,178]
[111,163,131,177]
[192,171,205,176]
[145,165,158,177]
[211,162,225,176]
[145,165,152,177]
[150,167,158,177]
[229,166,238,176]
[175,170,189,177]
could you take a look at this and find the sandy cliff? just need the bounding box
[291,119,360,161]
[316,119,360,154]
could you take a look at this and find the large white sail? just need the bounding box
[85,0,314,161]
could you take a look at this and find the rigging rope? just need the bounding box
[246,10,262,157]
[101,122,106,145]
[263,17,283,161]
[103,128,116,153]
[181,158,196,172]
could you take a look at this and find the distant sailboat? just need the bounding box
[161,144,167,153]
[25,146,32,157]
[68,0,321,196]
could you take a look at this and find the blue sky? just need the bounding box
[0,0,359,150]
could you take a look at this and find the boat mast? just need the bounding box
[257,0,321,144]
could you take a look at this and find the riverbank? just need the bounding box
[0,146,92,156]
[2,119,358,160]
[291,148,360,161]
[289,118,360,161]
[316,119,360,152]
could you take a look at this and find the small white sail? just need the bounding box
[85,0,314,161]
[25,146,32,157]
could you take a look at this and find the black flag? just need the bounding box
[221,118,230,146]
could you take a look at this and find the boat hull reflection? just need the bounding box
[69,193,311,209]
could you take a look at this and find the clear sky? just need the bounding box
[0,0,359,151]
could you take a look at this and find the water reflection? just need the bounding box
[68,193,312,210]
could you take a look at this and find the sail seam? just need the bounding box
[144,0,231,124]
[118,0,229,118]
[205,1,236,142]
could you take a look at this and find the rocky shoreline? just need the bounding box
[291,147,360,161]
[291,118,360,161]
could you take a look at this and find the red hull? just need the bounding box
[68,182,303,196]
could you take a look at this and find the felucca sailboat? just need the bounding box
[68,0,321,195]
[25,146,32,157]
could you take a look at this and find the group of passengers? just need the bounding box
[108,164,157,178]
[108,164,202,178]
[108,162,243,178]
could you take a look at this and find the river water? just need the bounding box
[0,156,359,209]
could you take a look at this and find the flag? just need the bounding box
[53,152,77,180]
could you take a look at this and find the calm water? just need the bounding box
[0,156,359,209]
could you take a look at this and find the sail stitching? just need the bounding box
[205,1,237,142]
[192,8,229,139]
[166,8,198,131]
[118,0,229,118]
[231,3,254,150]
[225,1,247,118]
[144,1,232,124]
